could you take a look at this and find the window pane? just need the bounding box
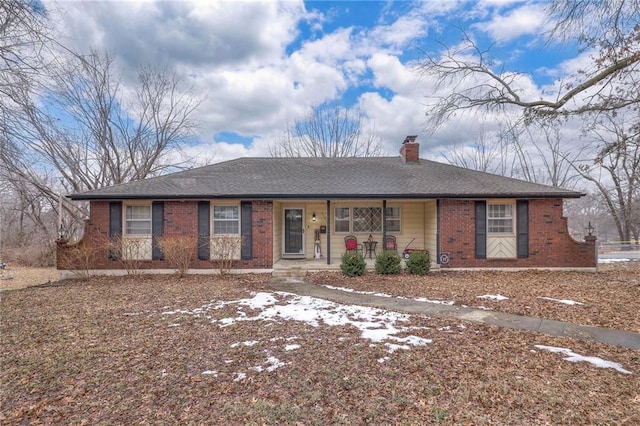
[126,205,151,220]
[334,207,350,233]
[125,205,151,235]
[385,207,401,232]
[214,206,239,220]
[213,205,240,235]
[353,207,382,233]
[488,204,513,234]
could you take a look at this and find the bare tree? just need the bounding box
[442,119,582,189]
[1,51,201,250]
[574,113,640,242]
[419,1,640,129]
[269,104,382,157]
[441,125,511,175]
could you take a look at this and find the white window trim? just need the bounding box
[487,201,515,236]
[385,206,401,233]
[212,203,241,236]
[334,206,351,234]
[123,203,152,236]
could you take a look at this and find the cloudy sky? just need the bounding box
[47,0,582,163]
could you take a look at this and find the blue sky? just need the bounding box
[47,0,584,163]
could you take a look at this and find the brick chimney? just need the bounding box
[400,135,419,163]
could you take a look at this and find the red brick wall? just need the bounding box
[439,198,596,268]
[57,200,274,271]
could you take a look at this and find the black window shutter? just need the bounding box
[516,200,529,258]
[152,202,164,260]
[241,201,253,260]
[197,201,210,260]
[475,201,487,259]
[109,202,122,260]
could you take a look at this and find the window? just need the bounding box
[353,207,382,233]
[385,207,401,232]
[125,205,151,235]
[213,205,240,235]
[488,204,514,234]
[334,207,350,233]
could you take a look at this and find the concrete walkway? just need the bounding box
[269,278,640,350]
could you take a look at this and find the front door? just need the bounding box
[284,208,304,255]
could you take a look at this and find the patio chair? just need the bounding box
[344,235,362,255]
[383,234,397,252]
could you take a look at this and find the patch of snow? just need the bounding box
[230,340,260,348]
[284,344,300,351]
[537,297,584,306]
[324,285,454,305]
[534,345,632,375]
[233,372,246,382]
[265,356,286,372]
[201,370,218,376]
[599,258,634,264]
[477,294,509,301]
[162,291,433,359]
[475,306,494,311]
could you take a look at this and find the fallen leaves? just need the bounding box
[0,271,639,424]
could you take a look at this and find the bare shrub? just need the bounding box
[107,235,150,275]
[156,235,198,277]
[57,239,104,278]
[211,236,243,275]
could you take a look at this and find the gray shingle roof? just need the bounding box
[68,156,583,200]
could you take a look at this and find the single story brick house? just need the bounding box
[58,136,597,275]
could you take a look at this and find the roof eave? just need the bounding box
[67,191,585,201]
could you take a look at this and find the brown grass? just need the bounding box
[1,268,639,424]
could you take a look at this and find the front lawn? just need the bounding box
[1,271,639,424]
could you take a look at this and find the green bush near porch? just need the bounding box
[375,251,401,275]
[405,251,431,275]
[340,252,366,276]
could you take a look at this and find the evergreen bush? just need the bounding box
[405,251,431,275]
[340,252,366,277]
[375,250,401,275]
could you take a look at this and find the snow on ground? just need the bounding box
[323,285,455,305]
[477,294,509,301]
[537,297,584,306]
[160,291,629,378]
[534,345,632,375]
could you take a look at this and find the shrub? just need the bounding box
[211,235,243,275]
[405,251,431,275]
[340,252,366,277]
[156,236,198,277]
[375,250,401,275]
[57,239,103,278]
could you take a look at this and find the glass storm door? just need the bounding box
[284,208,304,255]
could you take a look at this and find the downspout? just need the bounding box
[436,199,441,265]
[326,200,331,265]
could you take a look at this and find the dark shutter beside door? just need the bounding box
[152,202,164,260]
[197,202,210,260]
[516,200,529,258]
[241,201,253,260]
[475,201,487,259]
[109,202,122,260]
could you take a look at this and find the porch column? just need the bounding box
[382,199,387,249]
[326,200,331,265]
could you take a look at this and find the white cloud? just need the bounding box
[475,3,547,42]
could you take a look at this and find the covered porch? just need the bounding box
[272,199,438,271]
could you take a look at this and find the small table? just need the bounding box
[363,241,378,259]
